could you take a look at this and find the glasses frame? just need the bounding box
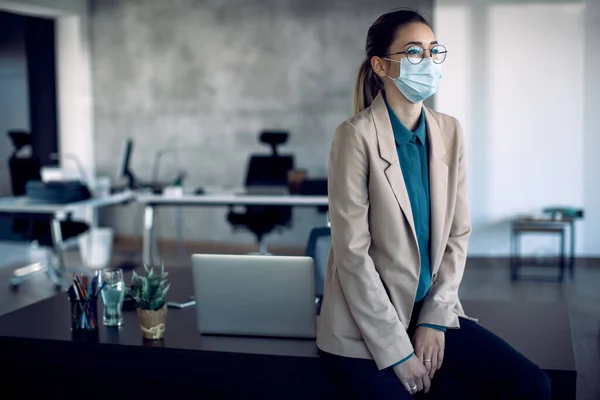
[385,44,448,65]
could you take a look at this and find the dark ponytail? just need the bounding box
[353,9,431,115]
[353,58,383,115]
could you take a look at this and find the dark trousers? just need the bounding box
[319,302,551,400]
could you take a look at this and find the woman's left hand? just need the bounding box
[412,326,445,381]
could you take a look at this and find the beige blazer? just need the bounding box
[316,92,474,371]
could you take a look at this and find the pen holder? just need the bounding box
[69,296,99,332]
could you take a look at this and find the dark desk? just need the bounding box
[0,269,576,399]
[0,268,330,399]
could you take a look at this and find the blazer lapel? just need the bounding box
[371,93,418,247]
[424,107,448,274]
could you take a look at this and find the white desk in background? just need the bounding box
[136,193,329,266]
[0,191,135,287]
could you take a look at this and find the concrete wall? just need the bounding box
[0,11,30,196]
[434,0,599,256]
[91,0,433,247]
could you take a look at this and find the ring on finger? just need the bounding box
[424,358,432,363]
[410,383,418,392]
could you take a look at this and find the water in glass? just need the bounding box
[100,268,125,326]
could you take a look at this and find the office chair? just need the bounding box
[7,130,89,288]
[299,178,329,216]
[227,131,294,255]
[8,131,41,238]
[305,226,331,315]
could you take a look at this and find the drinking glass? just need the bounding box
[99,268,125,326]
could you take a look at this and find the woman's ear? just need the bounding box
[371,56,388,78]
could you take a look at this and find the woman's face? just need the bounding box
[373,22,438,80]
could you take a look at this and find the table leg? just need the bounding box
[49,217,66,288]
[510,226,516,281]
[10,218,65,288]
[176,206,185,265]
[510,227,521,282]
[143,205,155,266]
[569,220,575,278]
[559,228,566,282]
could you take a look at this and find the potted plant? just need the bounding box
[128,264,171,340]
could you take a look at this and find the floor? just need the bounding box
[0,240,598,400]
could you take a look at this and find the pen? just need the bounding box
[74,276,85,300]
[95,282,107,297]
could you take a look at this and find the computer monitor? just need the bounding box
[119,139,135,188]
[116,138,171,193]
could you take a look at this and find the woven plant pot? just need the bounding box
[136,304,167,340]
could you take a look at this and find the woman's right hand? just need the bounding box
[393,355,431,395]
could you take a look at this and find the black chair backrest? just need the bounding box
[9,156,41,196]
[299,179,328,195]
[245,155,294,187]
[7,131,41,196]
[300,178,328,213]
[244,154,294,228]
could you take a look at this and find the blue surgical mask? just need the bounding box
[384,57,443,103]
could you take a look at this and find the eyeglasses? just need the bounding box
[385,44,447,65]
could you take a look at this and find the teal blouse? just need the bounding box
[384,96,446,368]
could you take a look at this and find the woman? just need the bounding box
[316,9,551,400]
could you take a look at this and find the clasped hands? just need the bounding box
[393,326,445,395]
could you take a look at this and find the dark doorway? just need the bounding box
[24,14,59,168]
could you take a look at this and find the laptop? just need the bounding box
[191,254,316,339]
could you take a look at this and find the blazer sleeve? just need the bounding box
[417,120,471,328]
[328,122,414,370]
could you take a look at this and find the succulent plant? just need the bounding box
[128,264,170,311]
